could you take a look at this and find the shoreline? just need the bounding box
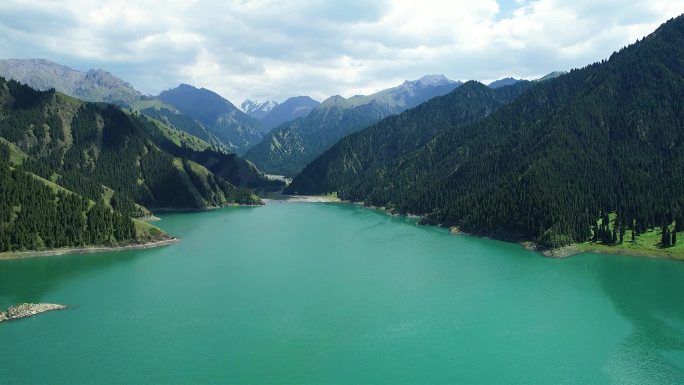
[333,196,684,262]
[458,227,684,262]
[0,202,263,261]
[150,202,264,213]
[139,215,161,222]
[524,242,684,261]
[454,225,684,262]
[261,193,342,203]
[0,238,179,261]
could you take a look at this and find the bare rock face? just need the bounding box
[0,59,141,106]
[0,303,67,323]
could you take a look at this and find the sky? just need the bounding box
[0,0,683,104]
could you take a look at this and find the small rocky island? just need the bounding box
[0,303,67,323]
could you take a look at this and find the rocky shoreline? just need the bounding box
[0,238,179,260]
[0,303,67,323]
[262,194,341,203]
[519,242,581,258]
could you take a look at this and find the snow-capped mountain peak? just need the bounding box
[240,99,278,119]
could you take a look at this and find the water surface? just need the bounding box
[1,203,683,384]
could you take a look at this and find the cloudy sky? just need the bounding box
[0,0,683,103]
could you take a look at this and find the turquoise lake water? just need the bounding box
[1,202,683,384]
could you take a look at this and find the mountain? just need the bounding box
[240,99,278,120]
[0,59,141,106]
[158,84,263,155]
[286,80,533,195]
[134,100,231,153]
[488,72,567,88]
[0,59,252,154]
[288,15,684,249]
[536,71,568,82]
[260,96,320,133]
[488,77,521,88]
[244,75,462,176]
[0,77,273,253]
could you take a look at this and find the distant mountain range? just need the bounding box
[260,96,320,132]
[0,57,571,178]
[487,72,569,89]
[0,59,296,155]
[240,96,321,133]
[0,59,141,105]
[244,75,462,176]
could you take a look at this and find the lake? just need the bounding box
[1,202,683,384]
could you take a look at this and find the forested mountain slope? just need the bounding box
[286,81,533,195]
[136,103,231,153]
[158,84,263,154]
[291,15,684,248]
[244,75,461,176]
[0,147,167,253]
[0,78,264,252]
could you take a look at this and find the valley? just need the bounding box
[3,13,684,260]
[2,4,684,384]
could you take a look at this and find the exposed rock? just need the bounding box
[0,303,67,323]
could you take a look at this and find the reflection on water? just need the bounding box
[1,204,684,384]
[598,256,684,383]
[0,249,144,307]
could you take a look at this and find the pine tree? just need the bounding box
[661,225,671,247]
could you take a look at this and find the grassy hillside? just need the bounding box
[576,213,684,260]
[136,104,231,153]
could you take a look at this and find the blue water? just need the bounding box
[1,202,683,383]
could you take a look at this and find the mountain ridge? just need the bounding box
[244,74,462,176]
[0,59,142,106]
[158,84,263,155]
[259,96,320,133]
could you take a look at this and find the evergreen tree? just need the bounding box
[661,225,671,247]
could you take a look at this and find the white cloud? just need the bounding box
[0,0,682,103]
